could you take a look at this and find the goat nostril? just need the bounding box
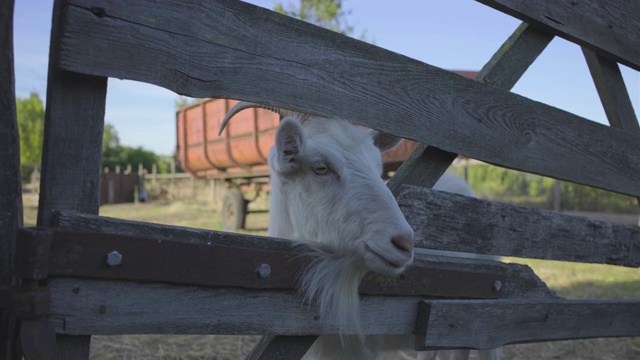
[391,235,414,255]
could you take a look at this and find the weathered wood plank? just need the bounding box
[388,23,554,197]
[0,0,21,282]
[48,218,553,299]
[38,0,108,356]
[477,0,640,71]
[582,48,640,137]
[47,275,551,337]
[583,48,640,208]
[398,186,640,267]
[415,299,640,350]
[476,22,554,91]
[0,1,23,358]
[56,0,640,197]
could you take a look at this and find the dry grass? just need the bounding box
[20,195,640,359]
[89,335,261,360]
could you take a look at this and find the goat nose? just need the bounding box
[391,233,415,256]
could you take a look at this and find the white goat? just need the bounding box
[220,102,497,360]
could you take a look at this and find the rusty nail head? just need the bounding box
[106,251,123,267]
[257,264,271,278]
[492,280,503,292]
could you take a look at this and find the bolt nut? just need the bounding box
[257,263,271,278]
[106,251,123,267]
[492,280,503,292]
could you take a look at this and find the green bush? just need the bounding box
[451,163,639,213]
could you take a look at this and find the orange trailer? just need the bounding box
[176,71,477,229]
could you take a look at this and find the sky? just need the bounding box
[13,0,639,156]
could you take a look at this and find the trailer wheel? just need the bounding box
[222,188,246,231]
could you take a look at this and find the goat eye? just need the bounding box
[312,162,329,175]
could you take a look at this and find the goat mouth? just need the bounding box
[364,244,404,269]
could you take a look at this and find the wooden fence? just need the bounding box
[1,0,638,359]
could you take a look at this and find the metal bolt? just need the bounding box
[106,251,123,267]
[492,280,503,292]
[257,263,271,278]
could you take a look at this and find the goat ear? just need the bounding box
[274,118,305,173]
[372,131,403,153]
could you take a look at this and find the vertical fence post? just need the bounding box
[152,163,158,186]
[553,180,562,212]
[171,158,176,198]
[0,0,24,357]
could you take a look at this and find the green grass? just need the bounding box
[21,195,640,359]
[507,258,640,300]
[99,202,224,231]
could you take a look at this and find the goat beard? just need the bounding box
[295,241,369,344]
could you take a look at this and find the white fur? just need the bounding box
[267,115,495,360]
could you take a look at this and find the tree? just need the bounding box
[16,93,44,165]
[102,123,120,153]
[174,96,201,110]
[274,0,365,38]
[102,123,160,172]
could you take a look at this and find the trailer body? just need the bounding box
[175,72,476,229]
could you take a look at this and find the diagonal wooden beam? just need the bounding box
[388,22,554,197]
[246,336,317,360]
[583,47,640,207]
[583,48,640,135]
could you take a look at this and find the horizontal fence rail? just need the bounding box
[415,299,640,350]
[26,216,555,338]
[55,0,640,198]
[398,186,640,267]
[477,0,640,71]
[49,213,554,299]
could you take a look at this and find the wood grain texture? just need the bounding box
[56,0,640,197]
[39,1,107,357]
[583,48,640,207]
[0,0,20,282]
[398,186,640,267]
[0,1,23,358]
[388,23,553,197]
[50,214,552,299]
[477,0,640,71]
[36,68,107,227]
[476,22,554,91]
[47,275,551,337]
[415,299,640,350]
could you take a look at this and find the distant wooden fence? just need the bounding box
[99,172,138,205]
[1,0,638,359]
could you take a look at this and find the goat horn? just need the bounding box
[218,101,287,136]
